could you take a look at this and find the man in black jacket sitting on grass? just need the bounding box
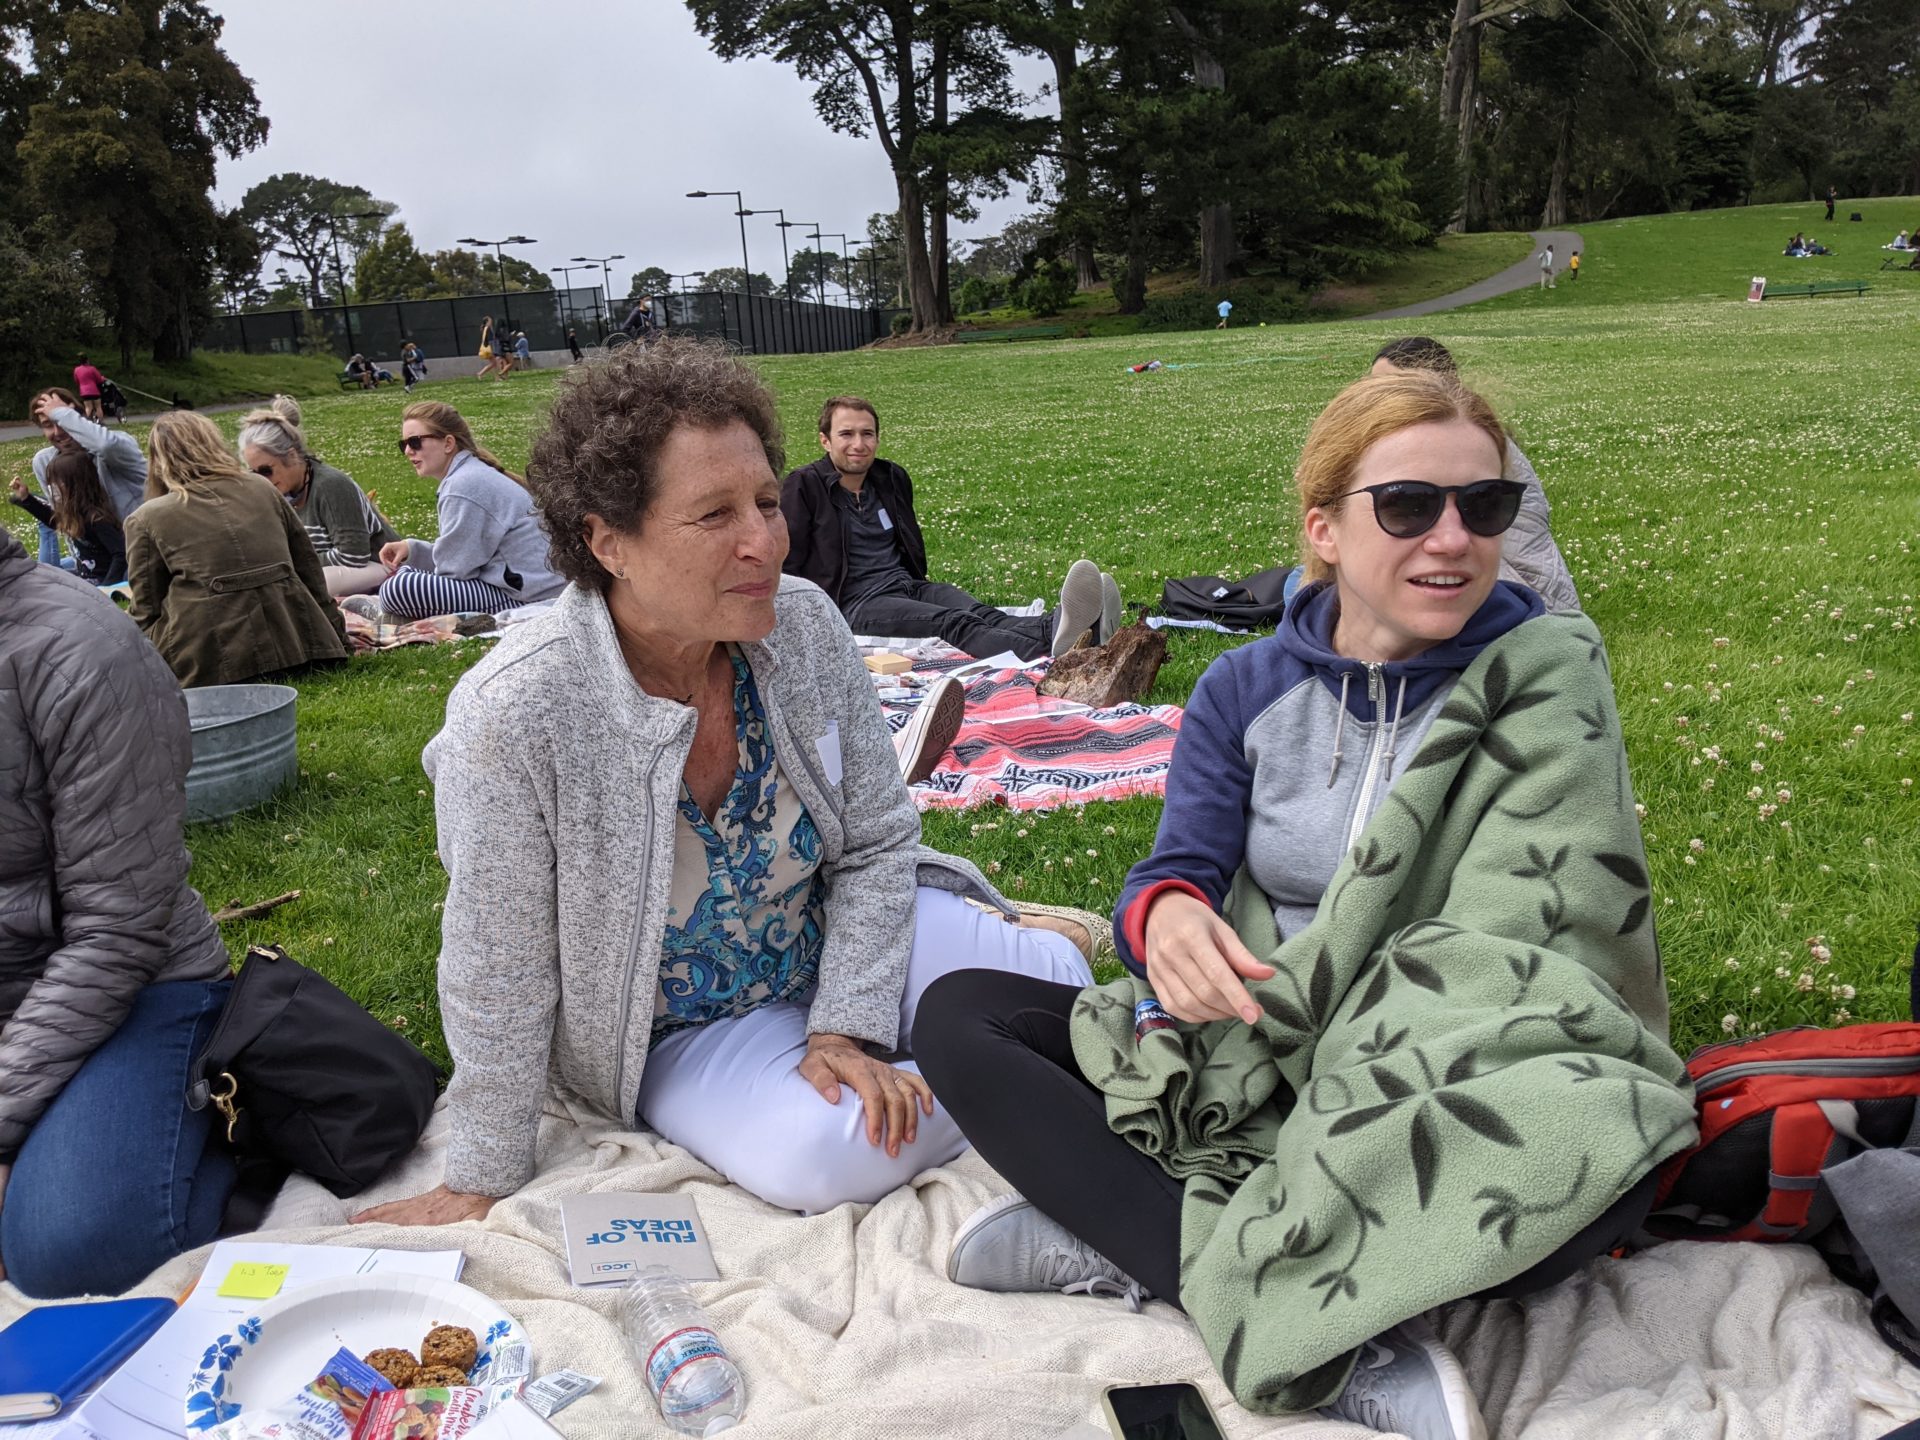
[780,395,1120,661]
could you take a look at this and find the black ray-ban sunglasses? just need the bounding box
[397,433,442,456]
[1339,479,1526,539]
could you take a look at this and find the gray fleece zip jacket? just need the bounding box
[403,451,564,601]
[424,575,1008,1197]
[32,407,148,522]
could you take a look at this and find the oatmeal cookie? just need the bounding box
[363,1348,420,1388]
[419,1324,478,1375]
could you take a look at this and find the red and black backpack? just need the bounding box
[1646,927,1920,1362]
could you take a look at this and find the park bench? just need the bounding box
[1764,280,1869,300]
[951,325,1067,343]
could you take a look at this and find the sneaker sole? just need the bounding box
[1052,559,1103,656]
[1401,1315,1489,1440]
[947,1194,1034,1285]
[899,678,965,786]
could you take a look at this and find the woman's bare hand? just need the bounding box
[379,539,409,573]
[350,1183,496,1227]
[1142,890,1275,1025]
[798,1033,934,1158]
[6,476,27,503]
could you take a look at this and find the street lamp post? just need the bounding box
[568,254,625,332]
[549,264,583,337]
[459,234,538,333]
[686,190,756,352]
[322,208,385,358]
[824,233,854,303]
[779,219,824,349]
[739,208,801,353]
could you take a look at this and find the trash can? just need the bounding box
[184,684,299,822]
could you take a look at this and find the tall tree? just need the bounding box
[626,265,674,297]
[238,173,395,308]
[997,0,1101,288]
[355,223,435,301]
[19,0,267,363]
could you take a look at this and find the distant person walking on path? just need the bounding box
[1539,244,1556,289]
[1568,250,1580,282]
[566,327,584,363]
[401,340,426,393]
[1826,185,1837,222]
[71,356,106,421]
[1215,299,1233,328]
[476,315,511,381]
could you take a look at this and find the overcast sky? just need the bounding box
[211,0,1045,293]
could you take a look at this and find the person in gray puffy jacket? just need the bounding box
[0,528,236,1298]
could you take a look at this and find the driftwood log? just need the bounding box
[1037,618,1168,708]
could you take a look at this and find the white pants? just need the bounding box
[636,887,1092,1214]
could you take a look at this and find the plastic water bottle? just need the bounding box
[621,1266,745,1436]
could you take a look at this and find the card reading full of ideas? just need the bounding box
[558,1191,718,1285]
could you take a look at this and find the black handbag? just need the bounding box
[1159,565,1295,629]
[189,943,440,1198]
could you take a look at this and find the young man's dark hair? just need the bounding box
[817,395,879,436]
[1370,337,1456,374]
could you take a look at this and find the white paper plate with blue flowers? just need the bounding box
[184,1274,522,1432]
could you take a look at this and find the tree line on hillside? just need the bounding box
[689,0,1920,334]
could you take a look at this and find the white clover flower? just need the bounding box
[1721,1014,1739,1035]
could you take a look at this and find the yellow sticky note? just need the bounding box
[218,1262,289,1299]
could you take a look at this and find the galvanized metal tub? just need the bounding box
[185,684,299,823]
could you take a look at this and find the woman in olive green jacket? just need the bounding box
[125,410,349,688]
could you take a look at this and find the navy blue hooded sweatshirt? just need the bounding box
[1113,579,1545,975]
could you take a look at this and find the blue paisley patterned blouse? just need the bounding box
[653,648,825,1039]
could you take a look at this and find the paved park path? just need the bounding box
[1359,228,1583,321]
[0,398,256,445]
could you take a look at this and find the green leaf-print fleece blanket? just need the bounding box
[1069,613,1700,1414]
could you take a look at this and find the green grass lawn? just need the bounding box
[6,258,1916,1068]
[6,350,349,421]
[1478,194,1920,313]
[960,231,1535,335]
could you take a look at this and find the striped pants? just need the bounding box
[377,568,524,620]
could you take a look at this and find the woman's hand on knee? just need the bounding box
[1143,891,1275,1026]
[798,1033,934,1159]
[350,1182,496,1227]
[378,539,409,573]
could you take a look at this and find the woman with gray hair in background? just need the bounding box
[238,395,398,597]
[355,339,1099,1227]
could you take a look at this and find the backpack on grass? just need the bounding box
[1159,566,1294,630]
[1647,926,1920,1363]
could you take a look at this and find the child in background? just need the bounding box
[1569,251,1581,282]
[8,452,127,584]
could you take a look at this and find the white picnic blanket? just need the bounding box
[33,1099,1920,1439]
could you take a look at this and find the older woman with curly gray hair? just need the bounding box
[357,340,1095,1226]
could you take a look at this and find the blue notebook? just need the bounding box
[0,1297,175,1421]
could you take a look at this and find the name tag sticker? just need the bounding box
[815,721,844,786]
[877,507,893,531]
[218,1262,289,1299]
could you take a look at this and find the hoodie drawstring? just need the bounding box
[1383,673,1409,772]
[1327,672,1351,787]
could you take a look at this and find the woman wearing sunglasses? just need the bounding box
[238,396,398,597]
[915,371,1688,1440]
[376,401,564,620]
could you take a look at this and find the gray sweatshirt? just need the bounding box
[403,450,564,601]
[1503,441,1581,615]
[423,576,1007,1196]
[31,407,148,522]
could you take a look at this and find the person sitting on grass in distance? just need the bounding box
[1368,337,1580,615]
[354,339,1104,1230]
[28,387,147,571]
[125,410,349,688]
[239,395,399,598]
[914,370,1693,1440]
[371,401,566,622]
[781,396,1123,661]
[7,451,127,585]
[0,525,238,1299]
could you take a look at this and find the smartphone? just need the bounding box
[1099,1382,1229,1440]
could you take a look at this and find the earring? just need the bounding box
[617,569,627,580]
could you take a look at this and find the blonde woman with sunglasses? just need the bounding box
[918,371,1687,1440]
[376,401,564,620]
[238,396,397,597]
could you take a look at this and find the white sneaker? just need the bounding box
[1317,1316,1488,1440]
[1098,571,1123,644]
[893,675,964,786]
[948,1194,1146,1310]
[1051,559,1103,655]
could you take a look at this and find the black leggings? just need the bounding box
[912,969,1659,1312]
